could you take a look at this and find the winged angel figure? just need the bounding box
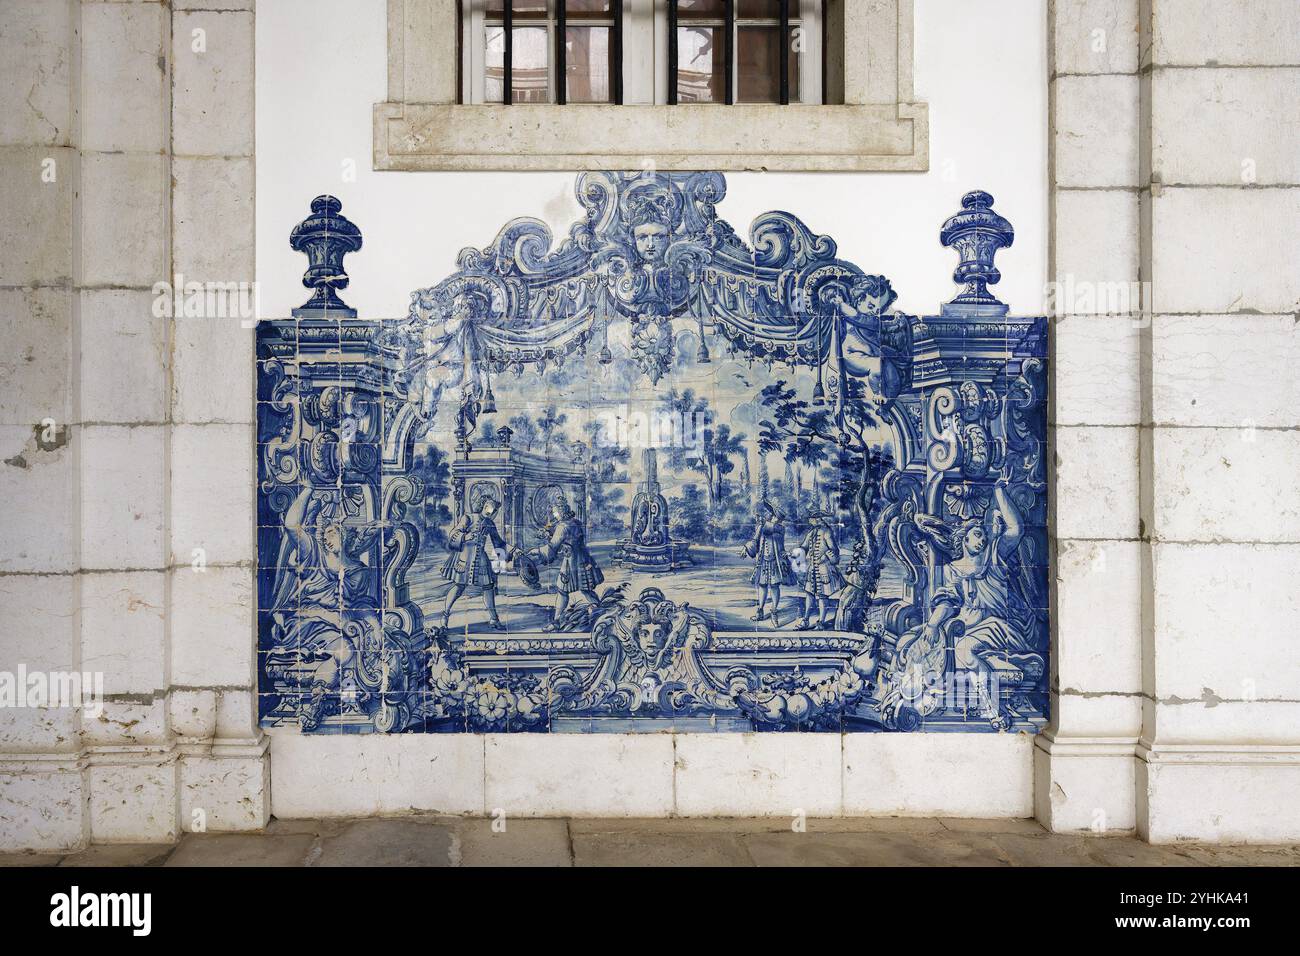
[881,481,1046,727]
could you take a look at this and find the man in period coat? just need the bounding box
[796,510,845,630]
[743,500,795,626]
[528,495,604,632]
[442,493,516,630]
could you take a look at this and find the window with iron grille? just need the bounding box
[380,0,926,172]
[460,1,825,106]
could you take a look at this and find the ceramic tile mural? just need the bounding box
[257,173,1049,735]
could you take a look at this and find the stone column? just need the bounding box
[1137,0,1300,843]
[168,0,267,835]
[0,0,179,849]
[1036,0,1145,834]
[0,0,263,851]
[78,0,175,845]
[0,0,84,851]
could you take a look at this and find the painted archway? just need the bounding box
[256,174,1048,736]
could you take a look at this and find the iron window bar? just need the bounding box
[669,0,800,105]
[667,0,679,105]
[503,0,513,105]
[483,1,615,106]
[724,0,735,105]
[555,0,565,104]
[558,1,624,105]
[611,0,624,104]
[778,0,790,105]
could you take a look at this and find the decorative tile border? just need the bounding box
[256,172,1048,736]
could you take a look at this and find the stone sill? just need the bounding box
[373,102,929,172]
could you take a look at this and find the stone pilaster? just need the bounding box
[1036,0,1145,835]
[0,0,263,851]
[169,0,267,835]
[0,0,85,852]
[1136,0,1300,843]
[79,0,174,832]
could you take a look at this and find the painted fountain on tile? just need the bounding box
[257,173,1048,735]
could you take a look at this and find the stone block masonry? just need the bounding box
[0,0,264,851]
[1037,0,1300,842]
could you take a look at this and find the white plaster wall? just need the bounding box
[253,0,1049,821]
[256,0,1048,322]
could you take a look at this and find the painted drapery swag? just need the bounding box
[256,172,1048,736]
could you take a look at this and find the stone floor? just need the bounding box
[4,817,1300,866]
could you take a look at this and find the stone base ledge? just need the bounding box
[0,739,270,849]
[174,731,268,758]
[83,746,178,766]
[373,102,930,172]
[1033,733,1138,834]
[1138,741,1300,761]
[0,753,85,771]
[179,748,270,836]
[1137,744,1300,843]
[0,761,87,852]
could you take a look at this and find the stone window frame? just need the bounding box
[375,0,928,171]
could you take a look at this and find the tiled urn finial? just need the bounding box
[939,190,1014,314]
[290,195,363,318]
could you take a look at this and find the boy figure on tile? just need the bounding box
[796,510,845,630]
[441,492,516,631]
[744,500,795,627]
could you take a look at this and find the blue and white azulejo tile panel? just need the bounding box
[256,173,1049,736]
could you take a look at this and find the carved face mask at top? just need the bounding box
[257,174,1048,736]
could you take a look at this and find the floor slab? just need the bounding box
[455,818,572,867]
[311,819,455,867]
[572,829,754,867]
[58,843,173,867]
[164,833,316,867]
[14,817,1300,867]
